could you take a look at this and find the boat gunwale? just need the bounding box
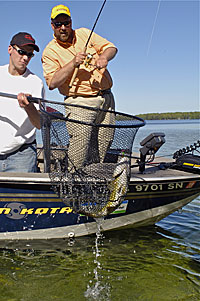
[0,169,200,184]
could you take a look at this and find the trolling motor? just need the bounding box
[172,140,200,174]
[138,132,165,172]
[173,140,200,159]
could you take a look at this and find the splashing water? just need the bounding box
[84,217,111,300]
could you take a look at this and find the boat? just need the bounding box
[0,93,199,241]
[0,139,199,241]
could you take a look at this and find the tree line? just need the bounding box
[136,111,200,120]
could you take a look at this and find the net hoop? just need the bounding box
[39,100,145,128]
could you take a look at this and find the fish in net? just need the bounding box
[40,101,145,217]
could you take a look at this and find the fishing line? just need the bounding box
[146,0,161,56]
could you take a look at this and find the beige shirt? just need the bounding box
[42,27,116,96]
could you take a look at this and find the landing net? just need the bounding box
[40,101,145,217]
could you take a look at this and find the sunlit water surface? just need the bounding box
[0,120,199,301]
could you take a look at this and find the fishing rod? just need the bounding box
[69,0,107,88]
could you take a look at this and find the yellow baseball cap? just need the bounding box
[51,4,71,19]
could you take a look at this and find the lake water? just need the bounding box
[1,120,200,301]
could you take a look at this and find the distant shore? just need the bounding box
[136,111,200,120]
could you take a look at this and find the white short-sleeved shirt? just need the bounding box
[0,64,45,154]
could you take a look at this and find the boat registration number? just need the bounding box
[134,182,185,192]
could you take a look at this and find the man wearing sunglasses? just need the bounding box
[42,4,118,172]
[0,32,45,172]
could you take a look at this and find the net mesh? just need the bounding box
[40,101,145,217]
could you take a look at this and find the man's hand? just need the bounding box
[17,93,41,129]
[95,56,108,70]
[95,47,117,70]
[17,93,31,108]
[73,52,87,68]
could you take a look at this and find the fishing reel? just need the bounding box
[138,132,166,172]
[84,53,93,68]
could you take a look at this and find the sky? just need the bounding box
[0,0,199,115]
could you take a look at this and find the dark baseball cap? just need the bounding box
[10,32,39,52]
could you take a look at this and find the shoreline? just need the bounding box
[136,112,200,120]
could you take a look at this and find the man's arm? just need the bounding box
[49,47,117,90]
[49,52,87,90]
[17,93,41,129]
[95,47,118,69]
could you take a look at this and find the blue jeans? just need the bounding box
[0,144,37,173]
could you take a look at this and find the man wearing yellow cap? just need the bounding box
[42,4,118,171]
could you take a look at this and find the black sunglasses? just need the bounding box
[12,46,34,58]
[52,20,71,28]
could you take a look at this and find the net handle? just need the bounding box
[0,91,146,128]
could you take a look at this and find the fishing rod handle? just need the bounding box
[68,66,79,88]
